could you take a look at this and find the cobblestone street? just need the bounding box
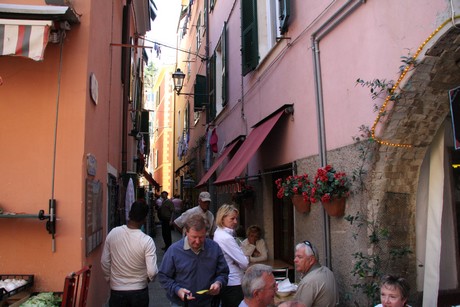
[148,224,181,307]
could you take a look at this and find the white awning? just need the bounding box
[0,4,80,61]
[0,19,52,61]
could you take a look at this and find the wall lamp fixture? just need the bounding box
[172,68,186,94]
[172,68,210,100]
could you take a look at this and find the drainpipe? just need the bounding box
[122,0,132,175]
[205,0,211,173]
[311,0,365,269]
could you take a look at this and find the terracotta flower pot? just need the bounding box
[291,194,311,214]
[321,197,346,217]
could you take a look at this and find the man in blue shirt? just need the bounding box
[159,214,229,307]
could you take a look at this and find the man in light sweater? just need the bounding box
[293,240,339,307]
[174,191,215,237]
[101,201,158,307]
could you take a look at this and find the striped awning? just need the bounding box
[0,19,51,61]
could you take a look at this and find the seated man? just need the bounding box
[239,264,276,307]
[293,240,339,307]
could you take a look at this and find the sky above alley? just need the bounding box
[147,0,182,65]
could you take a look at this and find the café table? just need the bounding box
[258,259,294,270]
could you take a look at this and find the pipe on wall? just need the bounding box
[311,0,365,269]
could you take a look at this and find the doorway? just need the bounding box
[272,167,294,265]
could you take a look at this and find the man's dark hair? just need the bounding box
[129,201,149,222]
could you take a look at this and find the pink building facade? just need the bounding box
[173,0,460,305]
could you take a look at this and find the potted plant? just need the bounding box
[311,165,351,216]
[233,182,255,205]
[275,174,312,213]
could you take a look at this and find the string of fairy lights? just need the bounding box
[371,16,460,148]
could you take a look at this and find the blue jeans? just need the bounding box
[109,288,149,307]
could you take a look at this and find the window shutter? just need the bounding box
[194,74,207,111]
[209,54,216,120]
[222,22,228,106]
[279,0,291,35]
[241,0,258,76]
[140,111,150,153]
[140,111,149,133]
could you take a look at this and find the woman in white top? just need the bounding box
[213,204,249,307]
[375,275,411,307]
[241,225,268,263]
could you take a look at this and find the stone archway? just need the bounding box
[370,25,460,304]
[368,27,460,304]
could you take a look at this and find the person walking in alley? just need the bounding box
[214,204,249,307]
[238,264,276,307]
[293,240,339,307]
[158,214,229,307]
[172,193,184,221]
[101,201,158,307]
[174,191,215,237]
[158,191,175,250]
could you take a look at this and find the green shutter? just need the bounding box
[222,22,228,105]
[279,0,291,35]
[209,54,216,120]
[194,75,207,111]
[241,0,258,76]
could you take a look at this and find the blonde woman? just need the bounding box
[213,204,249,307]
[241,225,268,263]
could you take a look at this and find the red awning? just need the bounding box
[143,169,160,189]
[195,138,242,188]
[214,110,285,185]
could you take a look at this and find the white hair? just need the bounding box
[295,242,318,259]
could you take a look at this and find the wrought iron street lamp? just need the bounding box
[172,68,186,94]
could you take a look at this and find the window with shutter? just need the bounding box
[196,14,202,50]
[242,0,292,69]
[221,22,227,105]
[141,111,150,153]
[208,54,216,121]
[241,0,258,76]
[279,0,290,35]
[209,22,227,120]
[194,75,207,111]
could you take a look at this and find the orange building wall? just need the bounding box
[0,0,131,305]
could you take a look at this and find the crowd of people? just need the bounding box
[101,191,411,307]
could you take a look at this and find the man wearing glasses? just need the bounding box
[238,264,276,307]
[293,240,339,306]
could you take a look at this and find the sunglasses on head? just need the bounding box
[303,240,316,257]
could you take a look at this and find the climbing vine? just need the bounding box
[347,54,416,306]
[344,211,412,306]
